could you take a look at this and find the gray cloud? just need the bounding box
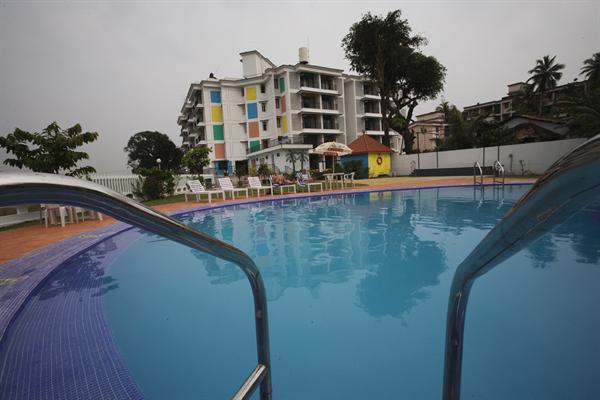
[1,0,598,173]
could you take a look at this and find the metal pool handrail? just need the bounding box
[443,134,600,400]
[493,160,505,185]
[0,173,272,400]
[473,161,483,185]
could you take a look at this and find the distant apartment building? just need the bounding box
[463,80,586,122]
[177,48,400,174]
[407,111,446,152]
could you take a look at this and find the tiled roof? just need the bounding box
[347,134,393,154]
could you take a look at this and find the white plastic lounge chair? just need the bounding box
[343,172,355,188]
[296,173,323,193]
[184,180,224,203]
[218,177,249,199]
[248,176,273,196]
[269,176,296,195]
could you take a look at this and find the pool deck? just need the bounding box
[0,176,534,343]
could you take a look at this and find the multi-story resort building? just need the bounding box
[177,48,401,175]
[407,111,447,152]
[463,80,587,122]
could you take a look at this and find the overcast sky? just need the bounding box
[1,0,598,173]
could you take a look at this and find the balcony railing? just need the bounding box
[323,120,339,130]
[321,80,337,91]
[322,102,337,110]
[364,87,379,96]
[246,135,308,154]
[300,79,319,88]
[302,119,321,129]
[301,101,318,109]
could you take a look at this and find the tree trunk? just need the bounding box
[381,95,390,147]
[401,105,416,154]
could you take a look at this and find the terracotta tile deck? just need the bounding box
[0,176,535,264]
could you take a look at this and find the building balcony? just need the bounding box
[298,107,340,115]
[363,112,383,118]
[177,115,188,125]
[184,101,193,109]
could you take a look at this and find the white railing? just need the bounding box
[88,173,215,196]
[0,173,215,227]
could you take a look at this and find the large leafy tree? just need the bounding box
[0,122,98,176]
[390,52,446,154]
[559,88,600,138]
[182,146,212,174]
[342,10,425,148]
[124,131,182,173]
[527,55,565,115]
[581,52,600,88]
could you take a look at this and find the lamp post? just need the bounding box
[156,158,162,170]
[434,132,440,169]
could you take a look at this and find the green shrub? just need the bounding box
[343,160,368,179]
[134,167,176,201]
[257,163,272,178]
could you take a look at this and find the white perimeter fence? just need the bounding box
[391,138,586,176]
[0,173,213,227]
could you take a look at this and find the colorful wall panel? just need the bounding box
[247,103,258,119]
[281,115,288,133]
[210,91,221,103]
[214,143,226,159]
[279,77,285,93]
[249,140,260,153]
[248,121,259,138]
[213,125,224,140]
[246,87,257,101]
[281,95,286,112]
[211,106,223,122]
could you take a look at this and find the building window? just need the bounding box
[262,121,268,131]
[277,153,280,157]
[261,102,267,112]
[274,78,279,89]
[275,98,280,109]
[276,117,281,128]
[241,88,245,97]
[260,84,266,93]
[435,126,439,133]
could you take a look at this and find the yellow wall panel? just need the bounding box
[211,106,223,122]
[367,153,391,177]
[246,87,257,101]
[282,115,288,133]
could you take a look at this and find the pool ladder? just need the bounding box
[473,160,505,186]
[446,134,600,399]
[0,173,272,400]
[1,134,599,400]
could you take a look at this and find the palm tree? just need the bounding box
[297,151,308,172]
[527,55,565,115]
[435,100,453,119]
[285,150,297,175]
[581,52,600,87]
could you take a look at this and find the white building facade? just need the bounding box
[177,49,401,175]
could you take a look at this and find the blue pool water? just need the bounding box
[1,185,599,399]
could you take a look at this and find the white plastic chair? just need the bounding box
[248,176,273,196]
[343,172,355,188]
[218,177,249,199]
[296,173,323,193]
[184,180,224,203]
[269,176,296,195]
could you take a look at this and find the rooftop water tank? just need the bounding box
[299,47,309,64]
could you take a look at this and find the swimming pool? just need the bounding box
[1,185,599,399]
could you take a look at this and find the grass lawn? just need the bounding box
[142,194,187,206]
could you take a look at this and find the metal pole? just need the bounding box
[443,134,600,400]
[0,173,273,400]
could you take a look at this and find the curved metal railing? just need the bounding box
[0,173,272,400]
[473,161,483,185]
[443,134,600,400]
[493,160,505,185]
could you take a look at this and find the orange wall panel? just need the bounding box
[248,121,259,138]
[214,143,226,159]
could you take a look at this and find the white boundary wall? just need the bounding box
[391,138,586,176]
